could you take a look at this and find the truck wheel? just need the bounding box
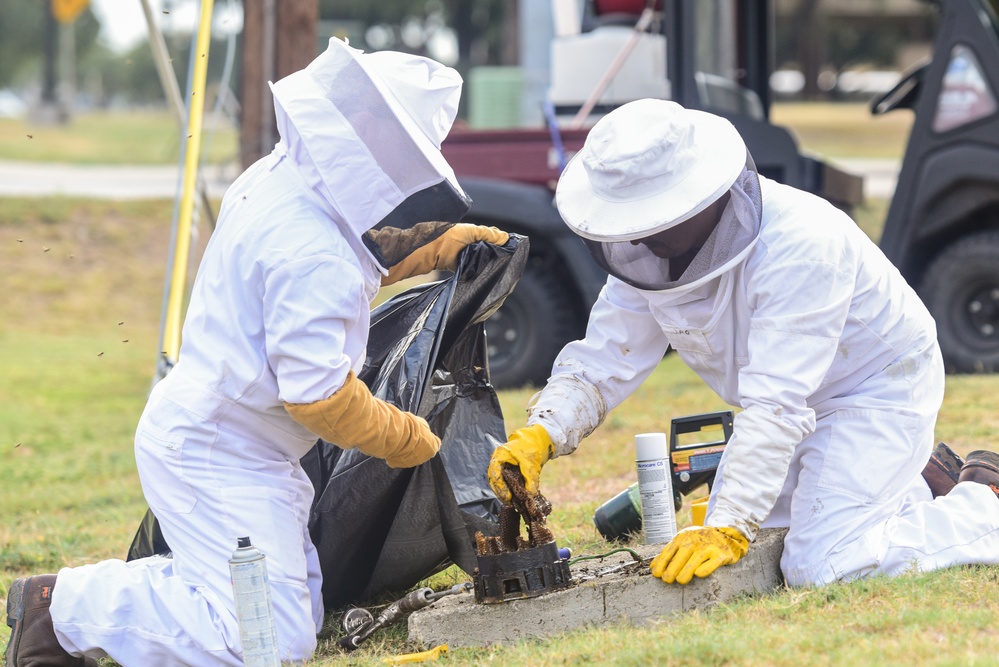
[485,259,582,388]
[920,230,999,373]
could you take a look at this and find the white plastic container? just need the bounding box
[229,537,281,667]
[548,27,670,108]
[634,433,678,545]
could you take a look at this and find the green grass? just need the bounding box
[0,329,150,576]
[3,182,999,662]
[772,101,913,160]
[0,110,239,165]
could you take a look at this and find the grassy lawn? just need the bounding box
[0,110,239,165]
[2,195,999,666]
[771,101,913,160]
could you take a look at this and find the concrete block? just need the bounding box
[408,527,787,648]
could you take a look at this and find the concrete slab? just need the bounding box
[408,527,787,648]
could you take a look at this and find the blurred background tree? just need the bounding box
[0,1,241,112]
[0,2,98,88]
[1,0,995,132]
[317,0,514,67]
[8,0,999,109]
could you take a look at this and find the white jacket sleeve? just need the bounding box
[263,253,367,405]
[708,228,858,541]
[527,278,671,457]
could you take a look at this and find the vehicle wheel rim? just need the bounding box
[485,301,530,373]
[957,282,999,351]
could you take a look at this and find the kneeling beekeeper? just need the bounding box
[489,99,999,589]
[5,38,508,666]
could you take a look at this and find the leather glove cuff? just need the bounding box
[284,370,440,468]
[367,222,509,286]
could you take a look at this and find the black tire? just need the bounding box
[485,257,584,388]
[920,230,999,373]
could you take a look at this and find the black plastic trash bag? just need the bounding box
[128,235,528,610]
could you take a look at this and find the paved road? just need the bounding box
[0,158,900,201]
[0,160,238,200]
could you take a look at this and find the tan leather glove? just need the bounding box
[487,424,553,503]
[649,526,749,585]
[284,370,440,468]
[382,223,509,286]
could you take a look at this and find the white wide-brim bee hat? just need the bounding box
[556,99,763,291]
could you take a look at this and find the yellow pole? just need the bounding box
[162,0,214,365]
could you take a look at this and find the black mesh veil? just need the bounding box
[582,153,763,292]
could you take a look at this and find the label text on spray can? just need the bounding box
[637,459,677,544]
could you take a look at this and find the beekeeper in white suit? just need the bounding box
[5,38,507,667]
[488,98,999,589]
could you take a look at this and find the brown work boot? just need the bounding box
[957,450,999,498]
[5,575,94,667]
[921,441,964,498]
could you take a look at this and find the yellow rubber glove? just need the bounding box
[487,424,553,503]
[284,370,440,468]
[382,223,509,285]
[649,526,749,585]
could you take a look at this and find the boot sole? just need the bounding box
[931,442,965,479]
[964,450,999,473]
[5,577,26,667]
[922,442,965,497]
[959,450,999,498]
[962,450,999,479]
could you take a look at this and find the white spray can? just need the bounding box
[635,432,678,545]
[229,537,281,667]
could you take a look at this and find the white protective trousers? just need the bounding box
[50,371,325,666]
[731,344,999,586]
[46,38,469,665]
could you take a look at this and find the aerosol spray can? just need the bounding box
[635,433,678,545]
[229,537,281,667]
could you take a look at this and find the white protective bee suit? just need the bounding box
[46,39,490,666]
[529,99,999,586]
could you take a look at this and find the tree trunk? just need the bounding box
[240,0,318,169]
[793,0,825,100]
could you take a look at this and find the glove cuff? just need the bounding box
[369,222,510,285]
[717,526,750,556]
[284,371,439,464]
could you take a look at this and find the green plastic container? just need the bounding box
[592,483,642,541]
